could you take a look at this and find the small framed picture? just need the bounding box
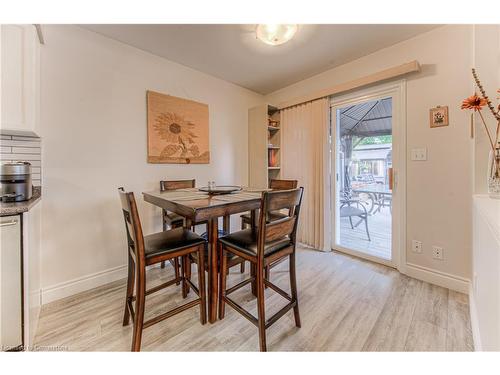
[429,106,449,128]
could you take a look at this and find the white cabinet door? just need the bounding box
[0,216,23,350]
[0,25,40,133]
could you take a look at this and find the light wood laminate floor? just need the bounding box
[34,248,473,351]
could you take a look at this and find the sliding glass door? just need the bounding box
[330,82,405,267]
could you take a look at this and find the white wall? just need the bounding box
[39,26,263,302]
[266,25,473,288]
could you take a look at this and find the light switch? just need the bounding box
[411,148,427,161]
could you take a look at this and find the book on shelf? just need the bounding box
[268,149,277,167]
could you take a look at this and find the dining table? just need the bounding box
[142,187,264,323]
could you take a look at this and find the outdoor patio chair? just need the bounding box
[340,199,371,241]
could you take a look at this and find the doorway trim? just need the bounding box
[329,80,407,272]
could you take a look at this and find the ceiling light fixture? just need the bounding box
[256,24,298,46]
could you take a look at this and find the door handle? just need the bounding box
[388,168,394,191]
[0,220,18,227]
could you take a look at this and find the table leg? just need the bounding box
[207,217,219,323]
[367,193,376,215]
[250,209,257,228]
[373,193,382,214]
[223,215,230,234]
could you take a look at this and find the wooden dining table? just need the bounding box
[142,187,263,323]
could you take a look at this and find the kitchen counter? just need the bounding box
[0,186,41,216]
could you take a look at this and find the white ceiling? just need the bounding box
[82,24,439,94]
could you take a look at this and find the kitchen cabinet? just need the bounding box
[0,24,40,134]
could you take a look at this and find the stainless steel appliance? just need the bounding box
[0,216,23,351]
[0,162,32,202]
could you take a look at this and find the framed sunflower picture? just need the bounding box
[147,90,210,164]
[429,105,449,128]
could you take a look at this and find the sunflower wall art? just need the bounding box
[147,90,210,164]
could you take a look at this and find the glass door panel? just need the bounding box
[332,97,393,262]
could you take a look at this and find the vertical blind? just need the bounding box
[280,98,331,251]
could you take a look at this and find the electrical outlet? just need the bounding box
[412,240,423,253]
[411,148,427,161]
[432,246,444,260]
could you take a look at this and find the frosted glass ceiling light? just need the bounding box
[256,24,298,46]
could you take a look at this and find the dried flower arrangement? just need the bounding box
[461,68,500,196]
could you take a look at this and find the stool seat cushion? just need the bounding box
[219,228,291,258]
[144,227,205,259]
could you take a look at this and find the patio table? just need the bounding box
[353,184,392,215]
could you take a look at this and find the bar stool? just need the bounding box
[219,188,304,351]
[118,187,207,351]
[240,179,298,282]
[159,179,206,273]
[240,179,298,229]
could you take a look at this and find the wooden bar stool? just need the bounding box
[219,187,304,351]
[160,179,197,232]
[240,179,298,229]
[159,179,202,273]
[241,179,298,282]
[118,188,207,351]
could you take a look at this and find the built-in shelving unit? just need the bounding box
[248,104,281,188]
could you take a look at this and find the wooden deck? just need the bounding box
[338,208,391,260]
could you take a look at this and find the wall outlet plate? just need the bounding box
[411,148,427,161]
[432,246,444,260]
[412,240,423,253]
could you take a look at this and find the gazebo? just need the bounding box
[338,97,392,192]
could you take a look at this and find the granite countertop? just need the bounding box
[0,186,41,216]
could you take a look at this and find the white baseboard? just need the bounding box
[404,262,470,294]
[468,284,482,351]
[41,264,128,305]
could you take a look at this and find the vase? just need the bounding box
[487,147,500,199]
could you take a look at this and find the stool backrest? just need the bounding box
[118,187,145,264]
[160,179,195,192]
[257,188,304,259]
[269,179,298,190]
